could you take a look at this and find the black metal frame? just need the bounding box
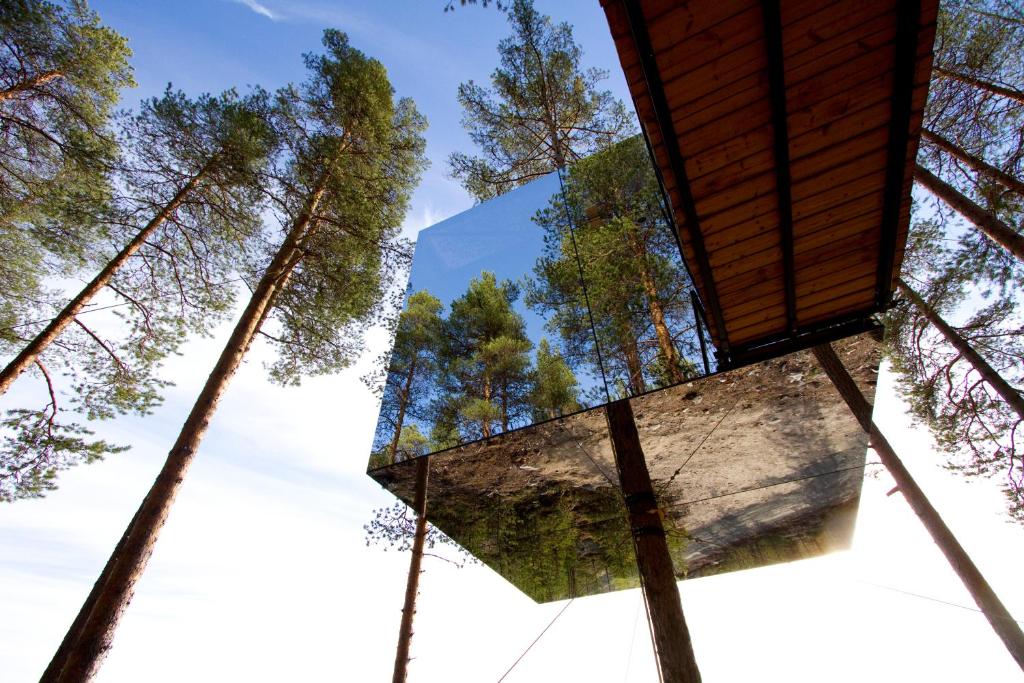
[762,0,798,336]
[876,0,923,309]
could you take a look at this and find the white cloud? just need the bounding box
[227,0,279,21]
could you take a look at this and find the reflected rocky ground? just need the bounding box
[369,332,881,602]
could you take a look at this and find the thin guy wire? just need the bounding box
[855,579,1024,626]
[555,166,611,404]
[662,395,742,489]
[666,462,874,510]
[495,598,575,682]
[554,421,618,489]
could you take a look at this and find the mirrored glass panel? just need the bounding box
[372,409,637,602]
[369,136,711,468]
[631,332,878,579]
[368,332,880,602]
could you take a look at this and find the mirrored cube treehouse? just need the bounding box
[366,138,883,602]
[368,0,933,609]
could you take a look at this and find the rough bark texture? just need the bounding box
[923,129,1024,196]
[812,343,1024,672]
[40,183,325,683]
[0,168,207,397]
[934,66,1024,105]
[392,457,429,683]
[606,398,702,683]
[915,164,1024,261]
[0,70,63,101]
[641,267,683,384]
[897,278,1024,421]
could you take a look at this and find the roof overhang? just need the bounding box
[601,0,938,366]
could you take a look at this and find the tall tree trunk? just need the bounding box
[40,182,326,683]
[500,383,509,432]
[922,129,1024,196]
[897,278,1024,421]
[933,66,1024,105]
[481,375,492,439]
[621,323,646,395]
[914,164,1024,261]
[392,457,429,683]
[0,70,63,102]
[388,354,418,464]
[634,246,683,384]
[0,167,209,398]
[812,343,1024,672]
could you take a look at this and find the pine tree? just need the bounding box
[40,30,426,681]
[531,337,579,420]
[0,0,133,358]
[436,271,533,440]
[371,289,444,465]
[526,136,697,397]
[448,0,633,200]
[886,1,1024,520]
[0,88,275,501]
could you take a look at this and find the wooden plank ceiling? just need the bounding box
[601,0,938,366]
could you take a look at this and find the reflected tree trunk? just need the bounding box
[622,323,646,395]
[389,353,418,464]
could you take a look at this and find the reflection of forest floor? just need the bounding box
[371,332,881,598]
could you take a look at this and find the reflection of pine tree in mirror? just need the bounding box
[425,479,638,602]
[436,272,534,440]
[370,290,443,466]
[525,136,701,400]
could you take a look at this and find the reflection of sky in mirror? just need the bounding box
[407,172,604,395]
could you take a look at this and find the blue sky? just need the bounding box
[92,0,636,233]
[3,2,1024,681]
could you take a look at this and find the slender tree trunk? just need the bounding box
[934,66,1024,105]
[923,129,1024,196]
[897,278,1024,421]
[40,182,327,683]
[621,323,646,395]
[0,168,209,398]
[812,343,1024,672]
[914,164,1024,261]
[500,383,509,432]
[392,457,429,683]
[389,354,418,464]
[637,256,683,384]
[0,70,63,102]
[481,376,492,438]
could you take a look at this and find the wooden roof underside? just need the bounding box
[602,0,938,365]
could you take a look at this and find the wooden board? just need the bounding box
[601,0,938,363]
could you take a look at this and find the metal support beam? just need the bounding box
[812,343,1024,672]
[761,0,798,335]
[876,0,922,308]
[392,457,430,683]
[606,399,701,683]
[690,289,711,375]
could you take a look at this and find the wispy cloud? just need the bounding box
[228,0,279,20]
